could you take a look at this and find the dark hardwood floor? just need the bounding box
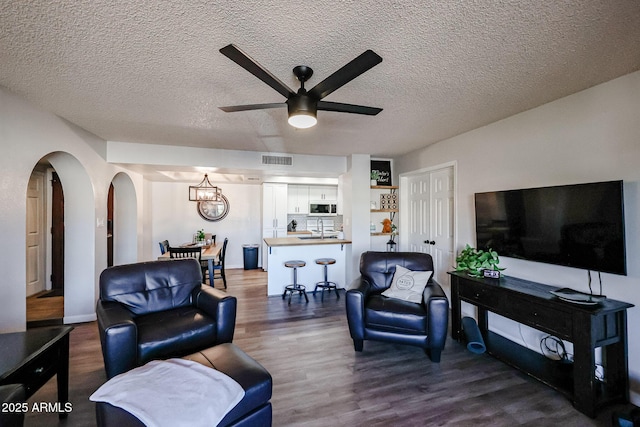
[24,268,635,426]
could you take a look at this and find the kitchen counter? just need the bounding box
[262,237,351,296]
[264,236,351,247]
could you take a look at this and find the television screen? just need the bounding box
[475,181,626,275]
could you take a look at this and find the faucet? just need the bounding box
[318,217,324,239]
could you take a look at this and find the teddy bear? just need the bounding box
[381,218,393,233]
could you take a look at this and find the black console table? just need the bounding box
[0,326,74,419]
[449,271,633,418]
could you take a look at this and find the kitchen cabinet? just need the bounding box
[287,185,309,214]
[263,237,350,296]
[262,183,288,270]
[309,185,337,201]
[263,183,287,230]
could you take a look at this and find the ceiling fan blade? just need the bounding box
[308,50,382,100]
[317,100,382,115]
[220,44,296,99]
[219,103,285,112]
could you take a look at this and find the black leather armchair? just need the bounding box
[97,259,237,379]
[346,251,449,362]
[0,384,25,426]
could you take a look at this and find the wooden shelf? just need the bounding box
[371,209,399,213]
[370,185,398,190]
[370,232,393,236]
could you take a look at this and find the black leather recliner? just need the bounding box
[97,259,237,379]
[346,251,449,362]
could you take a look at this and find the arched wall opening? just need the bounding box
[44,152,97,323]
[110,172,138,266]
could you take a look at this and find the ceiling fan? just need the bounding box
[219,44,383,129]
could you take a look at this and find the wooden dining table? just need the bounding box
[157,242,222,262]
[157,242,223,284]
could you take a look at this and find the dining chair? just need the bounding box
[204,233,216,244]
[169,246,204,281]
[158,240,170,255]
[208,238,228,289]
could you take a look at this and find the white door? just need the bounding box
[406,174,432,255]
[26,171,46,296]
[429,168,455,286]
[405,166,454,286]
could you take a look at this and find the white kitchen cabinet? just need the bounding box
[287,185,309,214]
[262,183,288,229]
[262,183,288,270]
[309,185,337,201]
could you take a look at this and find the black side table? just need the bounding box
[0,325,74,419]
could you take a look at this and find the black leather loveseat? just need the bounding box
[97,259,237,379]
[346,251,449,362]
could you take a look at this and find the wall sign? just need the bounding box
[371,160,392,186]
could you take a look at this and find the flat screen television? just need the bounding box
[475,180,626,275]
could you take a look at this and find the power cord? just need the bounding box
[518,324,529,350]
[540,335,607,382]
[587,270,606,297]
[539,335,571,363]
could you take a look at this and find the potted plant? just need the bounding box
[386,223,398,252]
[455,244,504,278]
[196,229,205,242]
[370,170,380,186]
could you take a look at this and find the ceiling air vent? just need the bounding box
[262,155,292,166]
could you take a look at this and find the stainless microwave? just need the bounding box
[309,201,337,215]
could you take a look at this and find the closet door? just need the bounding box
[406,166,454,287]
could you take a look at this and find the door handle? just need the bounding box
[424,240,436,245]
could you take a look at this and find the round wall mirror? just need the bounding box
[197,195,230,221]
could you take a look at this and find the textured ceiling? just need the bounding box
[1,1,640,160]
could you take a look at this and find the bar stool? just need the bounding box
[282,260,309,305]
[314,258,339,300]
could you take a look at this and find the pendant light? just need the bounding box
[189,174,221,201]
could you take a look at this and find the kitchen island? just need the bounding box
[263,236,351,297]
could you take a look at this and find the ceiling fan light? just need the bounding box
[288,113,317,129]
[287,95,317,129]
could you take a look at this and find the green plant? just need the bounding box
[455,244,504,277]
[196,229,205,241]
[370,170,380,181]
[390,223,398,242]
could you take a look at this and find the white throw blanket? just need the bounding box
[90,358,245,427]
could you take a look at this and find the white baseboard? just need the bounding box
[64,313,97,324]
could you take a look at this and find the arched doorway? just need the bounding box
[109,172,138,266]
[26,162,64,327]
[25,152,97,328]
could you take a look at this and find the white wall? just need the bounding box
[0,87,144,331]
[395,70,640,402]
[342,154,371,287]
[149,181,262,269]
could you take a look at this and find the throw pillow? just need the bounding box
[382,265,433,303]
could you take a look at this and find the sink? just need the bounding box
[298,236,338,240]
